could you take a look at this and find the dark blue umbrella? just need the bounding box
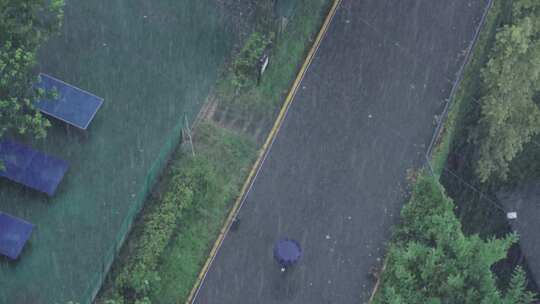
[273,239,302,270]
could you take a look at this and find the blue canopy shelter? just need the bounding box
[35,73,104,130]
[273,238,302,270]
[0,139,69,196]
[0,212,35,260]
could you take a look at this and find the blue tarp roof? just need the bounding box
[0,212,34,260]
[35,73,104,130]
[0,139,69,196]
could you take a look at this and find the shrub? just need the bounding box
[374,174,536,304]
[231,32,272,92]
[113,157,217,301]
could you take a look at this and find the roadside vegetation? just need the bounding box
[434,0,540,243]
[214,0,332,131]
[432,0,540,186]
[98,1,332,303]
[428,0,505,178]
[430,0,511,239]
[373,174,535,304]
[102,123,256,303]
[375,0,540,302]
[471,2,540,183]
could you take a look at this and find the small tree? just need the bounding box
[503,267,537,304]
[472,4,540,183]
[0,0,64,140]
[374,175,536,304]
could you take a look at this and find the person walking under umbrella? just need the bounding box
[273,238,302,272]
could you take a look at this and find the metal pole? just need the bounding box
[185,115,195,157]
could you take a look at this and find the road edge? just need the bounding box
[368,0,496,302]
[184,1,342,302]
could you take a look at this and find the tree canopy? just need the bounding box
[0,0,64,140]
[472,2,540,182]
[374,175,536,304]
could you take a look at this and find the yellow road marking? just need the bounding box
[185,1,342,302]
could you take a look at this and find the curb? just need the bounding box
[184,1,342,302]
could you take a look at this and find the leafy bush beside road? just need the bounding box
[103,123,255,303]
[373,174,536,304]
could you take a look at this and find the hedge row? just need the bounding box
[109,158,217,302]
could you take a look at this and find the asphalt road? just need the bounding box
[194,0,489,303]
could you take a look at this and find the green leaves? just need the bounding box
[231,32,272,92]
[374,175,536,304]
[0,0,64,142]
[113,156,218,302]
[503,267,537,304]
[472,4,540,182]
